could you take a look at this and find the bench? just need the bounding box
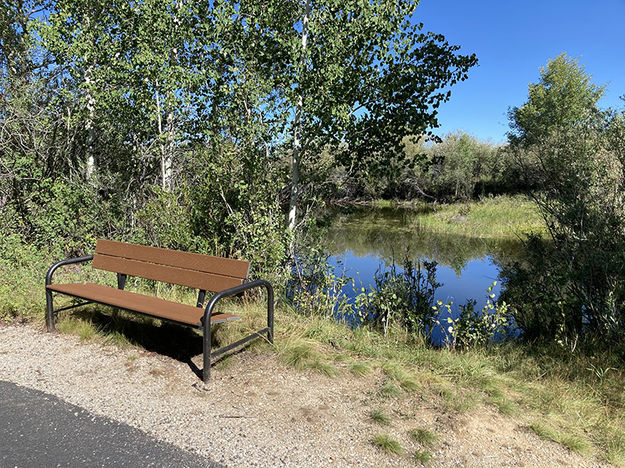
[45,239,274,382]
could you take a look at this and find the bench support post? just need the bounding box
[117,273,127,290]
[45,255,94,332]
[202,279,274,383]
[203,311,212,382]
[46,289,55,331]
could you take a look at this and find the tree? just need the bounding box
[508,53,604,147]
[279,0,477,231]
[503,55,625,344]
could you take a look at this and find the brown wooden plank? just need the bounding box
[47,283,239,326]
[92,253,244,292]
[95,239,250,279]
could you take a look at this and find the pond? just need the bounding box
[321,205,524,345]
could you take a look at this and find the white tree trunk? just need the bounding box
[288,0,312,233]
[84,63,96,180]
[155,88,171,191]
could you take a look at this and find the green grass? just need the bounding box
[348,361,372,376]
[378,381,403,399]
[381,361,420,391]
[529,422,591,455]
[3,251,625,466]
[413,450,433,463]
[414,195,545,239]
[370,409,391,425]
[409,428,438,447]
[371,433,403,455]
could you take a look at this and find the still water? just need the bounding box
[322,206,523,344]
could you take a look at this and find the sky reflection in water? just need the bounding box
[323,206,522,345]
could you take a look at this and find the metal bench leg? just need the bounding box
[267,286,274,344]
[203,317,212,383]
[46,290,55,332]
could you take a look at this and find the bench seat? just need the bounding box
[47,283,239,326]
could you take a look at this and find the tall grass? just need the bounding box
[413,195,545,239]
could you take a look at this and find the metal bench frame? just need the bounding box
[46,254,274,383]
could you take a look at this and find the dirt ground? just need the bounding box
[0,323,609,467]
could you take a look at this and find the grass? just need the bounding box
[413,195,545,239]
[2,253,625,466]
[413,450,432,463]
[409,428,438,447]
[371,433,403,455]
[348,361,372,376]
[381,361,420,391]
[529,422,591,455]
[378,381,403,399]
[370,409,391,425]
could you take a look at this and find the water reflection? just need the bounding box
[322,206,524,344]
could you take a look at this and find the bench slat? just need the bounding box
[95,239,250,279]
[47,283,239,326]
[92,254,245,292]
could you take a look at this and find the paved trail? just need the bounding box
[0,380,219,467]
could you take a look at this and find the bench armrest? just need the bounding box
[46,255,94,286]
[203,279,274,333]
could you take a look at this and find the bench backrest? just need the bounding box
[92,239,250,292]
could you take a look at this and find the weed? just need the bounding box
[370,409,391,426]
[371,433,403,455]
[378,381,402,399]
[409,428,438,447]
[414,449,432,463]
[349,361,372,377]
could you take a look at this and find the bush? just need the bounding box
[435,282,511,350]
[503,110,625,346]
[353,258,440,337]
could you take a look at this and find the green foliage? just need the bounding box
[351,259,440,337]
[421,132,506,201]
[435,282,511,350]
[503,55,625,346]
[371,433,403,455]
[370,409,391,426]
[508,54,604,148]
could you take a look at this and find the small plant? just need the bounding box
[349,361,372,377]
[382,361,420,391]
[378,381,403,399]
[414,449,433,463]
[371,433,403,455]
[305,359,339,377]
[409,428,438,447]
[434,282,510,350]
[370,409,391,425]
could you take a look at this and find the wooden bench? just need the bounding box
[45,239,274,382]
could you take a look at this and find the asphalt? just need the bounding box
[0,380,221,467]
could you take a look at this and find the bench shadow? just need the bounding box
[70,306,232,380]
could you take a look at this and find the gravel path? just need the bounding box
[0,324,609,467]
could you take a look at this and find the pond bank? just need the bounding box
[0,321,613,467]
[325,195,545,240]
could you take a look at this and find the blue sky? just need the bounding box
[415,0,625,143]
